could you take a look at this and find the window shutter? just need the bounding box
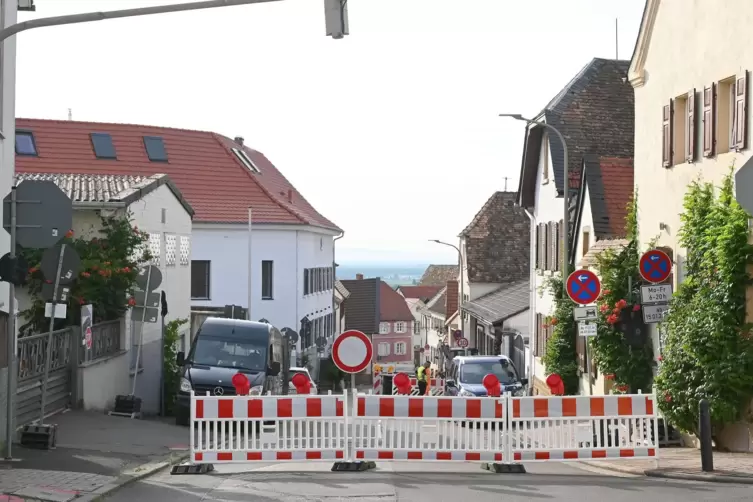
[662,102,673,167]
[551,222,559,272]
[539,223,546,270]
[535,223,541,270]
[733,71,748,151]
[544,222,551,271]
[703,84,716,157]
[687,89,696,162]
[534,314,541,357]
[558,219,565,271]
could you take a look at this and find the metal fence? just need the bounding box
[80,320,121,363]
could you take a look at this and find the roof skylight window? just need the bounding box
[91,133,117,159]
[15,131,38,156]
[143,136,168,162]
[232,148,260,173]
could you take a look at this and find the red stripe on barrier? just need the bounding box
[306,451,322,460]
[218,399,234,419]
[563,451,579,459]
[590,397,605,416]
[512,399,520,418]
[494,453,503,462]
[248,399,263,418]
[646,396,654,416]
[277,398,293,418]
[408,398,423,417]
[561,398,577,417]
[619,449,635,457]
[407,451,422,460]
[336,398,344,416]
[380,397,395,417]
[466,452,480,461]
[436,452,452,460]
[194,452,203,461]
[647,448,656,457]
[592,450,607,458]
[495,401,504,419]
[617,396,632,416]
[356,451,365,459]
[437,398,453,418]
[217,452,232,461]
[336,450,344,459]
[533,399,548,418]
[465,399,481,419]
[534,452,550,460]
[378,451,394,459]
[277,452,293,460]
[194,399,204,419]
[247,452,262,460]
[357,397,365,417]
[306,397,322,417]
[514,452,521,461]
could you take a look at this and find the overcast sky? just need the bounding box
[16,0,644,265]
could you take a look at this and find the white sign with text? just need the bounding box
[640,283,673,304]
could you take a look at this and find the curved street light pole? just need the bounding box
[499,114,569,298]
[428,239,465,352]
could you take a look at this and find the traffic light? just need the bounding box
[324,0,348,39]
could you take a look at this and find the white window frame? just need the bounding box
[394,342,406,355]
[395,321,406,333]
[378,342,390,356]
[379,322,390,334]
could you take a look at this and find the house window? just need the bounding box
[143,136,168,162]
[582,230,590,256]
[303,269,310,295]
[261,260,273,300]
[90,133,117,159]
[672,94,687,166]
[378,343,390,356]
[413,322,420,335]
[394,342,407,355]
[231,148,260,173]
[542,134,549,184]
[395,321,406,333]
[191,260,210,299]
[379,322,390,334]
[715,77,736,155]
[15,131,37,156]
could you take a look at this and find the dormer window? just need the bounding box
[91,133,117,159]
[231,148,260,173]
[143,136,168,162]
[15,131,37,156]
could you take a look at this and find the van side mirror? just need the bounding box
[176,351,185,366]
[268,361,281,376]
[520,377,529,386]
[446,379,456,388]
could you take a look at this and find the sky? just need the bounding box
[16,0,645,265]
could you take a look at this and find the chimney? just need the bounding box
[287,189,293,203]
[356,274,364,280]
[234,136,244,146]
[445,280,459,317]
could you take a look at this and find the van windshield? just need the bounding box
[460,360,519,385]
[190,337,267,372]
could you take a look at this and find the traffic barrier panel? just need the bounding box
[190,391,348,464]
[352,394,508,462]
[508,393,659,462]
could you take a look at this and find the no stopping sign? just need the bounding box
[332,330,373,374]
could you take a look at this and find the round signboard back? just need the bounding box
[566,269,601,305]
[332,330,373,374]
[639,249,672,284]
[457,337,469,348]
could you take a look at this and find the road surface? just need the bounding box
[103,460,753,501]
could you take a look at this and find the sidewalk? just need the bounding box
[0,410,190,501]
[581,447,753,484]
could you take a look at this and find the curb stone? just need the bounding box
[77,452,191,502]
[645,469,753,485]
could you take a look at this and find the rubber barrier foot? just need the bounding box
[20,424,57,450]
[331,461,376,472]
[481,463,526,474]
[171,463,214,475]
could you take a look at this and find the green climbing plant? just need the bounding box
[163,318,189,416]
[590,193,654,394]
[542,273,579,394]
[655,170,753,437]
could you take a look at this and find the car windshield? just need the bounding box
[459,360,519,385]
[190,337,266,371]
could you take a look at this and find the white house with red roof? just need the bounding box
[13,118,342,357]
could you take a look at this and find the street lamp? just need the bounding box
[499,113,570,296]
[428,239,465,343]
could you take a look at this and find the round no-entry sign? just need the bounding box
[332,330,373,374]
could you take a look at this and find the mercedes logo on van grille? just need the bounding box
[213,387,224,396]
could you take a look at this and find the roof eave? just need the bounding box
[628,0,660,89]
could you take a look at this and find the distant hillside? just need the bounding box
[337,264,426,287]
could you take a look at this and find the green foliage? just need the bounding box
[19,214,151,336]
[163,318,189,416]
[542,274,580,394]
[591,194,654,394]
[655,170,753,436]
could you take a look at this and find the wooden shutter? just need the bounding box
[535,314,541,357]
[703,84,716,157]
[687,89,696,162]
[550,222,559,272]
[662,101,673,167]
[733,71,748,151]
[558,219,564,271]
[536,224,543,269]
[545,222,552,271]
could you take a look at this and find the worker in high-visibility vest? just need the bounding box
[416,360,431,396]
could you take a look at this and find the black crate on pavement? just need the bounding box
[19,424,57,450]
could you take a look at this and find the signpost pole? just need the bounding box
[39,244,66,425]
[131,266,152,397]
[4,183,17,459]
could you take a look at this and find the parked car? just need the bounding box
[288,366,317,394]
[444,355,527,397]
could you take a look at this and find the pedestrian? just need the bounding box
[417,360,431,396]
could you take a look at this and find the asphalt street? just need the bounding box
[103,460,753,501]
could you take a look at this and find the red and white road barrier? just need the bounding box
[371,371,445,395]
[188,389,659,470]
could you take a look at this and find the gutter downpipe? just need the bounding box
[332,231,345,342]
[523,207,536,395]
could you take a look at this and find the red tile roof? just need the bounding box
[599,157,634,236]
[397,285,443,301]
[14,118,340,230]
[379,281,413,322]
